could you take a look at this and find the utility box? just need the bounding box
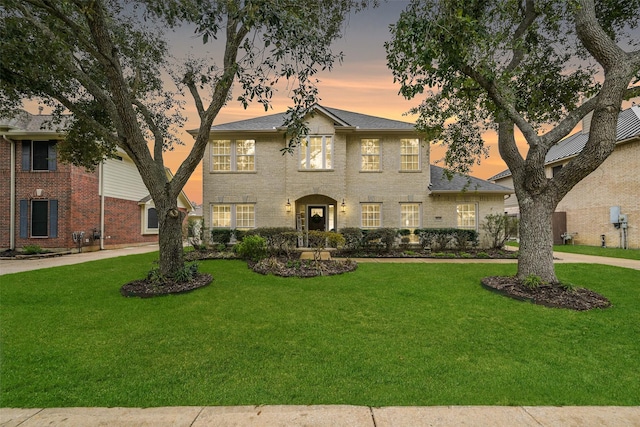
[610,206,621,224]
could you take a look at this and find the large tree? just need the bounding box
[386,0,640,283]
[1,0,369,278]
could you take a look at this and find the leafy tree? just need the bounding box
[0,0,370,279]
[386,0,640,283]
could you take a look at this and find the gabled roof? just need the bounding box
[204,104,416,133]
[489,105,640,181]
[430,164,513,194]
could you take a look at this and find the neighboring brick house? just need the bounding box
[490,105,640,249]
[195,105,512,246]
[1,111,192,252]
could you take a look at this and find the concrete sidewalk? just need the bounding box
[2,405,639,426]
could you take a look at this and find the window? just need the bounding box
[20,199,58,238]
[211,140,255,172]
[457,204,477,230]
[552,165,563,177]
[147,208,158,230]
[212,204,255,229]
[22,140,57,171]
[400,139,420,171]
[401,203,420,229]
[361,204,381,228]
[361,139,380,171]
[300,135,332,170]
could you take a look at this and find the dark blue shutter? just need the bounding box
[49,200,58,238]
[22,141,31,171]
[48,141,57,171]
[20,199,28,238]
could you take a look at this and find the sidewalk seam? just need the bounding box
[189,406,206,427]
[521,406,545,426]
[15,408,44,426]
[368,406,378,427]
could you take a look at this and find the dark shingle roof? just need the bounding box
[430,164,513,194]
[0,110,70,134]
[489,105,640,181]
[209,104,415,132]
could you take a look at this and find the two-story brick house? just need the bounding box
[490,105,640,249]
[1,111,192,252]
[196,105,511,246]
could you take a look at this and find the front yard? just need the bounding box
[1,254,639,407]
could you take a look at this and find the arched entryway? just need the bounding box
[293,194,338,246]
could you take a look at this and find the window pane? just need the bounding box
[212,140,231,171]
[309,136,323,169]
[301,136,331,170]
[236,140,255,171]
[400,139,420,171]
[325,136,332,169]
[361,139,380,170]
[457,204,476,229]
[32,142,49,171]
[361,204,381,228]
[236,204,255,229]
[147,208,158,229]
[32,200,48,236]
[212,205,231,228]
[401,204,420,228]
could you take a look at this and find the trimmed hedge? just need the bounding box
[414,228,478,251]
[245,227,299,256]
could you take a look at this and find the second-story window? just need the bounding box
[361,139,380,171]
[211,140,255,172]
[300,136,332,170]
[22,140,57,171]
[400,138,420,171]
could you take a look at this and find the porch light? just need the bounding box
[286,199,292,213]
[340,199,346,213]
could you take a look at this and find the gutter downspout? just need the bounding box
[99,160,105,250]
[9,138,16,250]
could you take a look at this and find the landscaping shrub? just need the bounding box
[22,245,45,255]
[339,227,364,251]
[210,228,233,245]
[234,235,268,262]
[363,228,398,253]
[415,228,478,251]
[481,214,519,249]
[245,227,298,256]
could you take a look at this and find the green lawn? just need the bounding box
[506,242,640,260]
[1,255,639,408]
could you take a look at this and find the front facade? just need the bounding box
[1,111,192,252]
[491,105,640,249]
[199,105,511,246]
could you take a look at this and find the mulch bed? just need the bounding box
[481,276,611,311]
[249,257,358,277]
[120,273,213,298]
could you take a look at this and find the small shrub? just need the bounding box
[460,252,473,258]
[523,274,543,289]
[364,228,398,253]
[211,228,233,245]
[215,243,226,252]
[173,262,199,283]
[234,235,268,262]
[340,228,364,251]
[560,282,577,292]
[22,245,44,255]
[245,227,298,256]
[482,214,519,249]
[476,251,491,259]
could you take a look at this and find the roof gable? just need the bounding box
[206,104,416,133]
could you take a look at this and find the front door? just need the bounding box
[308,206,326,231]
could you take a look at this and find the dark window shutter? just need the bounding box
[22,141,31,171]
[48,141,57,171]
[49,200,58,238]
[20,199,28,238]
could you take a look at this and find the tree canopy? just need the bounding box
[0,0,372,276]
[386,0,640,282]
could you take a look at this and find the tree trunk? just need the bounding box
[156,199,186,278]
[517,195,558,284]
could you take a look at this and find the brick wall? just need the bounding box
[0,139,12,249]
[102,197,158,248]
